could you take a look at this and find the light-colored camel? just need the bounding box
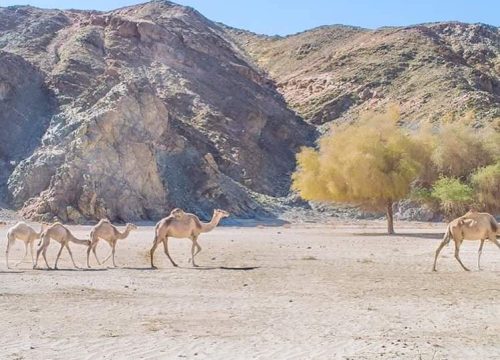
[34,223,90,270]
[433,211,500,271]
[6,222,47,268]
[87,219,137,268]
[150,208,229,268]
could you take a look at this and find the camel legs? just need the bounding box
[490,236,500,250]
[190,236,201,267]
[87,240,99,268]
[150,237,160,268]
[5,233,15,269]
[54,243,65,270]
[30,241,35,266]
[478,239,485,270]
[102,241,117,267]
[15,242,29,267]
[454,239,470,271]
[150,236,177,268]
[432,234,451,272]
[65,244,79,269]
[163,237,178,267]
[34,238,51,269]
[111,242,117,267]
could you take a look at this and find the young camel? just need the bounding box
[150,208,229,268]
[433,211,499,271]
[34,223,90,270]
[6,222,47,268]
[86,219,137,268]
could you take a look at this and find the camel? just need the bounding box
[34,223,90,270]
[433,211,500,271]
[6,222,47,268]
[150,208,229,268]
[87,219,137,268]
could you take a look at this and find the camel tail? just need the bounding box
[443,225,453,246]
[90,228,97,242]
[38,230,48,247]
[489,216,498,234]
[153,222,160,241]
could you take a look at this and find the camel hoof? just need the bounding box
[151,265,158,270]
[172,263,178,268]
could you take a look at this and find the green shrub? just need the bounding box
[431,177,474,219]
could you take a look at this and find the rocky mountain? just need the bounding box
[0,1,498,223]
[226,22,500,129]
[0,1,314,222]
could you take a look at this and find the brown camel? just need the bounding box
[150,208,229,268]
[433,211,499,271]
[87,219,137,268]
[6,222,47,268]
[34,223,90,270]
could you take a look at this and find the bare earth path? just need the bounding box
[0,221,499,359]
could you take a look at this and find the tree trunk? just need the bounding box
[386,200,395,235]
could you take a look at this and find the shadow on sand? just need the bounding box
[354,232,444,239]
[31,267,109,272]
[122,266,261,271]
[120,267,160,271]
[187,266,260,271]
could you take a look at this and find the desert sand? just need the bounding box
[0,220,499,359]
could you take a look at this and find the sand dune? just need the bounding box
[0,221,499,359]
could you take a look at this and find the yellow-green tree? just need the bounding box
[472,162,500,213]
[431,122,494,179]
[292,107,426,234]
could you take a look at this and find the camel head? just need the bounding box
[214,209,230,219]
[126,223,138,231]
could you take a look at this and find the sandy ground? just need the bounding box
[0,220,499,360]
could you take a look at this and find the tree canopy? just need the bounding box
[292,107,425,233]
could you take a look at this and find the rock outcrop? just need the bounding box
[0,2,314,222]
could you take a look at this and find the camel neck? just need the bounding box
[117,226,131,240]
[200,215,221,233]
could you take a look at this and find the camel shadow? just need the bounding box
[119,267,159,271]
[0,270,25,274]
[355,232,444,239]
[183,266,260,271]
[33,268,108,272]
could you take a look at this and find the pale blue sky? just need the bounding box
[0,0,498,35]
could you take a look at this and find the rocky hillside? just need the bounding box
[0,2,314,222]
[1,1,498,223]
[226,23,500,128]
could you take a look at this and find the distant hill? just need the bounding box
[225,22,499,128]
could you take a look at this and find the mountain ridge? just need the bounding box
[0,1,498,222]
